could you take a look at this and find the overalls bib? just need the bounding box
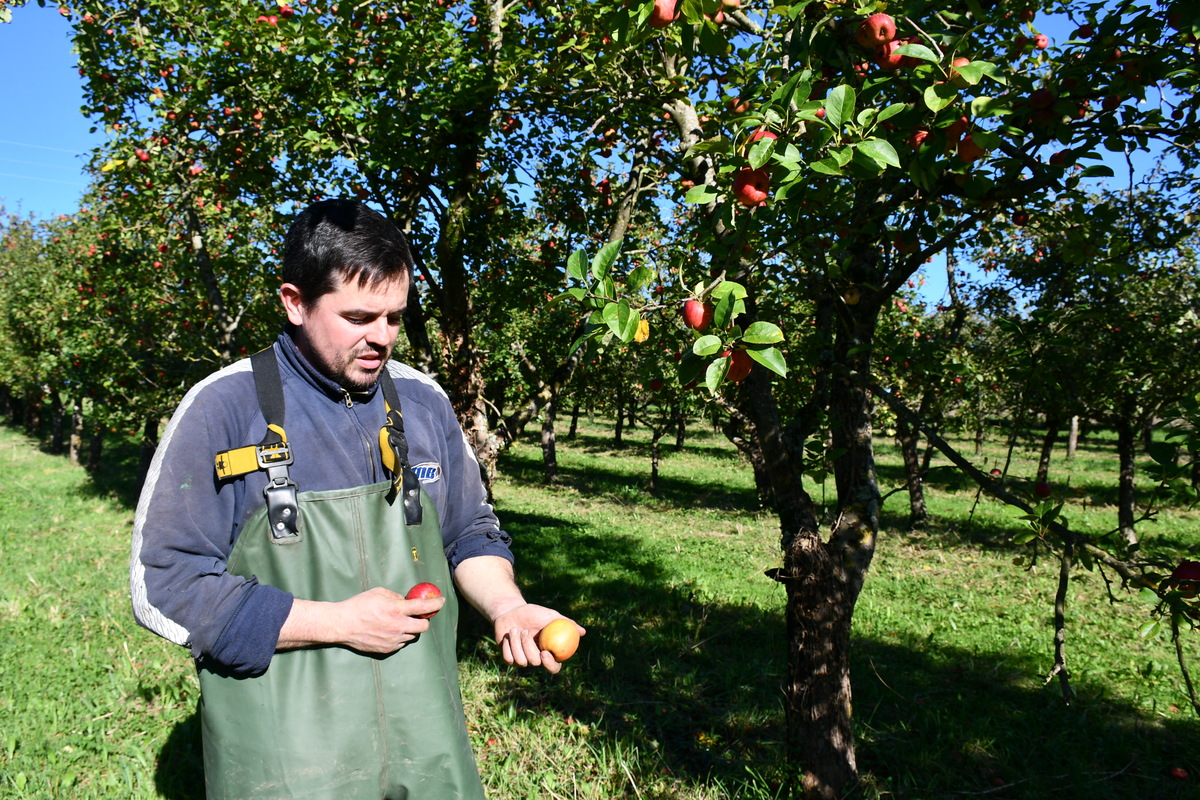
[199,351,486,800]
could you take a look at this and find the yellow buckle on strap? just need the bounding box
[215,425,291,480]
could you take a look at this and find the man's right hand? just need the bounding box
[277,587,445,654]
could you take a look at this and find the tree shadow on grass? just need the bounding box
[500,444,762,515]
[461,505,1200,799]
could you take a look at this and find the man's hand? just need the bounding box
[278,587,445,654]
[452,556,585,674]
[492,603,586,675]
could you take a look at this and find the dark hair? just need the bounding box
[282,199,413,305]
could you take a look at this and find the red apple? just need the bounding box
[1169,766,1190,780]
[682,299,714,331]
[875,39,907,70]
[1170,561,1200,599]
[1034,481,1052,498]
[135,149,150,162]
[647,0,679,29]
[732,167,770,206]
[724,350,753,383]
[1073,24,1094,38]
[747,129,778,144]
[1033,33,1049,49]
[989,468,1002,477]
[906,127,930,150]
[855,13,896,48]
[1029,88,1056,110]
[1012,210,1031,226]
[406,581,442,618]
[957,134,987,163]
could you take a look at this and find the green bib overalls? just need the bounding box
[199,352,487,800]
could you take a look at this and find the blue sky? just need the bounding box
[0,3,104,220]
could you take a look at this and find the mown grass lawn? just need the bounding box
[1,417,1197,799]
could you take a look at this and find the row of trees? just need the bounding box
[3,0,1200,796]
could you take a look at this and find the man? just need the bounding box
[130,199,581,799]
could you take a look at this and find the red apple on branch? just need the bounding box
[1170,561,1200,598]
[732,167,770,206]
[648,0,679,29]
[855,13,896,48]
[682,299,714,331]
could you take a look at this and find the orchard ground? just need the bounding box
[1,415,1197,799]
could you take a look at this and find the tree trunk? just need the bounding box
[1116,415,1138,547]
[568,400,581,439]
[896,393,930,528]
[974,424,984,457]
[674,404,687,451]
[49,391,66,454]
[1067,415,1079,460]
[23,387,41,437]
[69,398,85,466]
[1036,416,1061,484]
[746,300,876,799]
[649,427,663,491]
[87,424,104,472]
[541,393,558,485]
[613,391,626,448]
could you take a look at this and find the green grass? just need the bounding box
[1,417,1198,799]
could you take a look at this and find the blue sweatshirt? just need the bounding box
[130,332,513,677]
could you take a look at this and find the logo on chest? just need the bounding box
[411,462,442,484]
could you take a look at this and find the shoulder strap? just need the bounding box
[378,368,423,527]
[213,346,301,541]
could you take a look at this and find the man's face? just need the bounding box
[281,272,409,392]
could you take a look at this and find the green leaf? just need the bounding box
[746,346,787,376]
[1012,529,1038,545]
[923,82,959,113]
[566,249,587,281]
[704,356,728,394]
[971,96,1008,117]
[748,137,776,170]
[684,184,720,204]
[895,43,939,62]
[1147,441,1178,466]
[742,321,784,344]
[825,84,855,129]
[693,334,723,357]
[591,240,622,281]
[710,281,748,300]
[1138,619,1161,639]
[627,265,655,293]
[810,158,844,176]
[1080,165,1116,178]
[951,62,985,86]
[857,138,901,169]
[876,102,908,123]
[606,299,640,341]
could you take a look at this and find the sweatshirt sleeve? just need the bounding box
[129,363,293,677]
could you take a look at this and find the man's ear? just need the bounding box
[280,283,307,326]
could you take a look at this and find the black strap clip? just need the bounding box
[264,464,301,541]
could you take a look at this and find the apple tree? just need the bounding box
[555,0,1200,795]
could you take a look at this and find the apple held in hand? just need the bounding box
[406,582,442,618]
[537,618,580,661]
